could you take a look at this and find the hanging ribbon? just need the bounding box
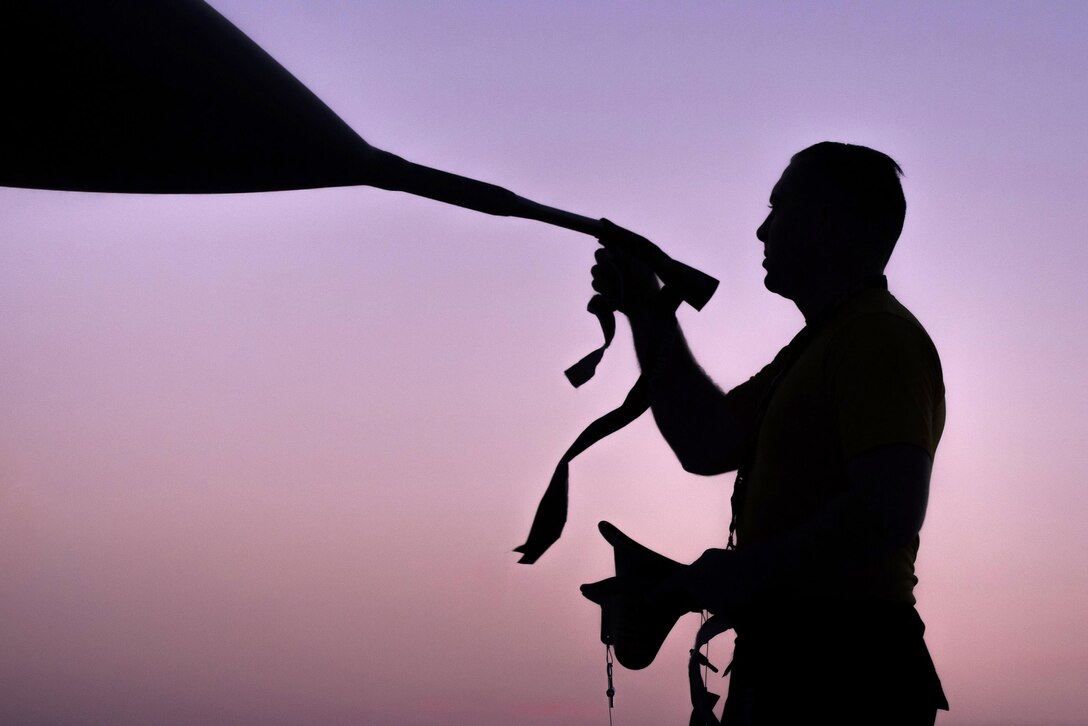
[514,286,682,564]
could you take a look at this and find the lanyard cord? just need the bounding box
[605,642,616,726]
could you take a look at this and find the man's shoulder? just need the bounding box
[837,288,926,327]
[829,289,940,360]
[823,290,947,458]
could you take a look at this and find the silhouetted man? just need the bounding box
[591,142,948,725]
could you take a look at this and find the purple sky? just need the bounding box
[2,2,1087,724]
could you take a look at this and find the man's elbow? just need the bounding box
[654,405,745,477]
[848,443,933,550]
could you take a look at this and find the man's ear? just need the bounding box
[819,203,860,260]
[810,202,838,254]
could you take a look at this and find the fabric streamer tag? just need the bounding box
[564,294,617,388]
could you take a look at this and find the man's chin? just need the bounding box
[762,271,795,300]
[762,270,781,294]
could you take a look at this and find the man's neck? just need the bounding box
[792,269,887,323]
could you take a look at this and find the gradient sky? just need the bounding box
[2,2,1086,725]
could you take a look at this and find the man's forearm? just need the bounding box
[627,307,741,475]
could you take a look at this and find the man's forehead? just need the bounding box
[769,164,802,201]
[770,162,825,204]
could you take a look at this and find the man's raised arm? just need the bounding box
[593,223,751,475]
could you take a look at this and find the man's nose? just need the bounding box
[756,217,768,242]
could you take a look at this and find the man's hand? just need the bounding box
[591,219,663,315]
[678,546,773,619]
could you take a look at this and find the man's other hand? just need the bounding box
[681,546,769,619]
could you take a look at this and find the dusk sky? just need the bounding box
[2,2,1086,724]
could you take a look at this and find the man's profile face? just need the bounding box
[755,163,826,299]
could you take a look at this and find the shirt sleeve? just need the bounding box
[826,313,945,460]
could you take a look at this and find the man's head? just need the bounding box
[756,142,906,300]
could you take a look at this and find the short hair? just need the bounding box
[790,141,906,266]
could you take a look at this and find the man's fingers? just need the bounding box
[590,256,622,305]
[590,261,614,282]
[591,224,662,316]
[591,273,617,294]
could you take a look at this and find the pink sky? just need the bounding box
[2,2,1087,724]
